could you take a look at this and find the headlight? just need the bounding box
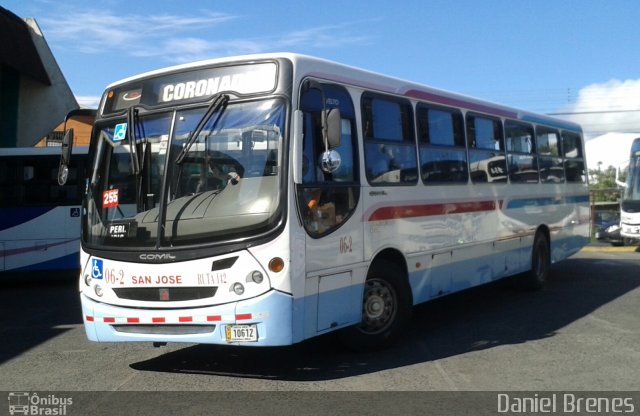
[248,270,263,284]
[94,284,104,297]
[231,282,245,295]
[606,224,620,232]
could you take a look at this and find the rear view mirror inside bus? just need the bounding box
[57,128,74,186]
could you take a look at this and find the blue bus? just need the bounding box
[0,146,88,274]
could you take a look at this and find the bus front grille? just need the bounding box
[113,287,217,302]
[112,324,216,335]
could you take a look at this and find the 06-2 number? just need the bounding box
[339,235,353,254]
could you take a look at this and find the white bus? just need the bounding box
[617,138,640,245]
[0,146,88,274]
[60,53,589,349]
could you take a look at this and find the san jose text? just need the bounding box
[103,268,227,286]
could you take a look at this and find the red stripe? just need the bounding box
[179,316,193,322]
[4,238,79,257]
[368,200,497,221]
[405,89,518,119]
[85,315,94,322]
[236,313,252,321]
[152,317,165,323]
[126,317,140,323]
[207,315,221,321]
[103,317,115,323]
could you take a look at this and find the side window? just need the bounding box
[23,156,81,206]
[298,82,359,237]
[362,93,417,185]
[466,113,506,183]
[562,131,586,183]
[505,120,538,183]
[417,104,468,184]
[0,157,20,207]
[49,155,83,205]
[536,126,564,183]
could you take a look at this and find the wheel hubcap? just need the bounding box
[360,278,397,334]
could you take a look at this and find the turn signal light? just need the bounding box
[268,257,284,273]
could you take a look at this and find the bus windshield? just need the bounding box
[85,98,285,248]
[623,154,640,202]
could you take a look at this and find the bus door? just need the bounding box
[296,82,363,332]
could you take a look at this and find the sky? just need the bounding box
[5,0,640,166]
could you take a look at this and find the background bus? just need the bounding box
[617,137,640,245]
[0,146,87,274]
[62,53,589,350]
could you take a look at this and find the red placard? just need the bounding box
[103,189,119,208]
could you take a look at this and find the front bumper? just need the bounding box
[81,289,294,346]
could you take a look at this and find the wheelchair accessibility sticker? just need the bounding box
[113,123,127,142]
[92,259,103,280]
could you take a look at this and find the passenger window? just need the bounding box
[505,120,538,183]
[362,94,417,185]
[0,158,20,207]
[466,114,506,183]
[562,131,586,183]
[536,126,564,183]
[417,104,468,184]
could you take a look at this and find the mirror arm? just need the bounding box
[57,128,74,186]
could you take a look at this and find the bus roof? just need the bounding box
[104,52,582,133]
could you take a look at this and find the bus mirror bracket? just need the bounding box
[58,128,74,186]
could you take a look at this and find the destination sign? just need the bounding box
[103,62,277,115]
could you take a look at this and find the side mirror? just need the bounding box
[323,108,341,149]
[58,128,74,185]
[319,149,341,174]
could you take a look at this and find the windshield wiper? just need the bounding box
[126,106,141,175]
[175,93,229,165]
[126,106,153,212]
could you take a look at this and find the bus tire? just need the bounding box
[340,260,412,351]
[522,231,550,291]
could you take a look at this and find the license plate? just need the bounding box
[225,324,258,342]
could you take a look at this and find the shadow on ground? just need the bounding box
[130,257,640,381]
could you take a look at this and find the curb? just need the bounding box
[581,246,639,253]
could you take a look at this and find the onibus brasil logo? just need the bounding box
[8,392,73,415]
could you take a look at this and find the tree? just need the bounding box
[589,165,619,202]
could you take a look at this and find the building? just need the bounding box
[36,109,95,147]
[0,6,78,147]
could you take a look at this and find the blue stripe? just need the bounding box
[506,195,588,210]
[0,207,54,232]
[506,197,557,209]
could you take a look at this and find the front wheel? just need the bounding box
[340,260,412,351]
[521,231,550,290]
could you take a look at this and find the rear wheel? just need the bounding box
[341,260,412,351]
[521,231,550,290]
